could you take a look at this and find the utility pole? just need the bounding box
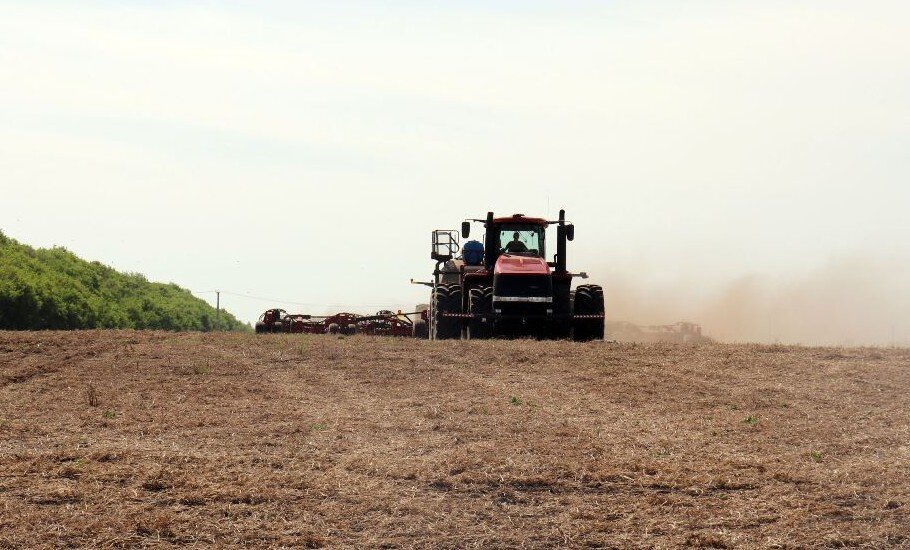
[215,290,221,332]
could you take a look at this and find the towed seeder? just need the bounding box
[255,307,429,338]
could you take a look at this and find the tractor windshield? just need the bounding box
[497,224,544,257]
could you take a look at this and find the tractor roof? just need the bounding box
[491,213,548,226]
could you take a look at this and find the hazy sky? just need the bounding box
[2,1,909,342]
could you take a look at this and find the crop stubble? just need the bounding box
[0,331,908,548]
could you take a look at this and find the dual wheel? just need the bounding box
[255,321,286,333]
[429,284,493,340]
[431,284,462,339]
[431,284,493,340]
[572,284,605,341]
[468,286,493,339]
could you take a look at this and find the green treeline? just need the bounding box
[0,231,247,331]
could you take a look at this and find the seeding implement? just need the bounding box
[254,308,422,337]
[412,209,605,341]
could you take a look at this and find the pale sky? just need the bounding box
[2,1,909,342]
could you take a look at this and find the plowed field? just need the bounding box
[1,331,908,548]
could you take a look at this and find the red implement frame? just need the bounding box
[256,309,422,337]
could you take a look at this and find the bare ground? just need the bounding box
[1,331,908,548]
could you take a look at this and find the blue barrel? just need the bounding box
[463,240,485,266]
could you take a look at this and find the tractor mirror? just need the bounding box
[566,224,575,241]
[461,221,470,238]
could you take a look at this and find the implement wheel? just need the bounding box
[413,319,429,339]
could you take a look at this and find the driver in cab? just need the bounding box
[502,232,528,254]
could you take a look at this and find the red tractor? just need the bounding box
[414,210,604,341]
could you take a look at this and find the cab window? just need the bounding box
[497,225,544,257]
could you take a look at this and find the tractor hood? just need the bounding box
[494,254,550,275]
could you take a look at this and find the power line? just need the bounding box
[191,289,411,310]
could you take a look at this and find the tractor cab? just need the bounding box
[494,221,544,259]
[461,212,572,273]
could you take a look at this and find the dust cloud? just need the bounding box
[600,254,910,346]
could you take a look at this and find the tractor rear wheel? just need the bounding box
[572,285,605,341]
[255,322,266,334]
[590,285,605,340]
[468,286,493,339]
[550,283,572,339]
[572,286,591,341]
[432,284,463,340]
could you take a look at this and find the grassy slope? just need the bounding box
[1,332,907,548]
[0,231,245,331]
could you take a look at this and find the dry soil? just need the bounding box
[1,331,908,548]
